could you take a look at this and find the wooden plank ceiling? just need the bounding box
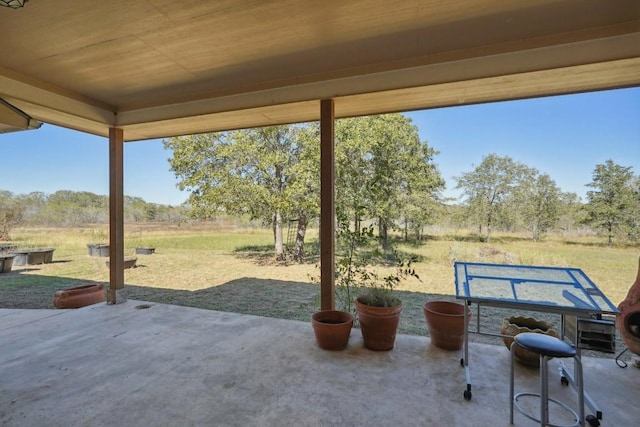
[0,0,639,141]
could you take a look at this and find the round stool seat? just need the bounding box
[514,332,576,358]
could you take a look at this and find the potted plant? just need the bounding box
[309,213,361,351]
[336,210,418,351]
[355,253,418,351]
[310,211,418,351]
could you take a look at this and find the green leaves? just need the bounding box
[584,160,639,245]
[334,206,419,310]
[455,154,563,242]
[335,114,445,246]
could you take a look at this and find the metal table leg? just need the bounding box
[462,301,472,400]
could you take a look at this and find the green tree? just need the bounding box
[455,154,535,242]
[515,173,562,241]
[0,191,24,240]
[15,192,47,225]
[555,192,585,235]
[43,190,108,226]
[584,160,639,245]
[335,114,444,247]
[164,124,318,261]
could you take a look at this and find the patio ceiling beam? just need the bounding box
[111,32,640,138]
[1,27,638,141]
[0,68,115,134]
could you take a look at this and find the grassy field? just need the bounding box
[2,223,638,359]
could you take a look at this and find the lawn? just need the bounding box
[1,223,638,359]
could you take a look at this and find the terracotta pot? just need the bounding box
[423,300,471,350]
[617,256,640,355]
[311,310,354,350]
[501,315,559,366]
[53,283,105,309]
[355,297,403,351]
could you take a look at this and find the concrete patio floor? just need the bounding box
[1,301,637,426]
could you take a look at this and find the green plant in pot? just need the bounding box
[311,210,418,351]
[355,253,418,351]
[331,209,418,351]
[309,213,362,351]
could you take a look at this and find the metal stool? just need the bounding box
[510,332,584,427]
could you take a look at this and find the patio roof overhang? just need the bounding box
[1,0,639,141]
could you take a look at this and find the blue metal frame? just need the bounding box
[454,261,619,315]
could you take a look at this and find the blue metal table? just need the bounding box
[454,261,619,423]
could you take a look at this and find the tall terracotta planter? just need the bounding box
[423,300,470,351]
[53,283,105,309]
[311,310,354,350]
[356,297,403,351]
[617,256,640,355]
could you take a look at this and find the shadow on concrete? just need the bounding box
[0,272,630,363]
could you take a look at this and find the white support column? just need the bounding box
[107,127,127,304]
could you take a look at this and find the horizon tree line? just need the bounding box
[2,115,638,254]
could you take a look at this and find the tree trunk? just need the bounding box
[272,212,277,242]
[379,217,388,248]
[274,210,285,261]
[403,218,408,241]
[292,212,308,262]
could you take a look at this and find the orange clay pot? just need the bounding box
[423,300,471,351]
[311,310,354,351]
[53,283,105,309]
[356,297,403,351]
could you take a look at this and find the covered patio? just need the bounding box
[1,0,639,308]
[1,302,638,426]
[1,1,640,425]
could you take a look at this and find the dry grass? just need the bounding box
[2,224,638,359]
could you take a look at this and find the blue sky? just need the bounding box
[1,87,638,206]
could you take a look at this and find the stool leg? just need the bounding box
[574,355,585,426]
[510,342,516,424]
[540,354,548,427]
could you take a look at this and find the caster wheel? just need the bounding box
[586,415,600,427]
[463,389,472,400]
[560,376,569,386]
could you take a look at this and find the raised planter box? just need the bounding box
[11,251,28,266]
[0,254,16,273]
[106,256,137,269]
[0,243,18,253]
[135,247,156,255]
[9,248,55,266]
[26,248,55,265]
[87,243,109,257]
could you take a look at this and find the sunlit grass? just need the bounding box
[2,224,638,354]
